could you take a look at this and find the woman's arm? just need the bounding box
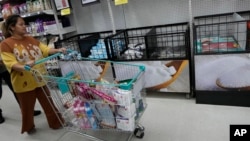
[39,42,66,56]
[48,48,67,55]
[10,47,66,72]
[0,51,30,72]
[12,60,35,72]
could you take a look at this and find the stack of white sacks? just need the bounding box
[122,43,146,59]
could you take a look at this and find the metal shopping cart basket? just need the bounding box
[25,51,147,141]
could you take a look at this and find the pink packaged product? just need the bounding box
[72,98,92,129]
[75,83,95,100]
[79,117,92,129]
[76,82,117,104]
[72,98,85,118]
[2,4,12,19]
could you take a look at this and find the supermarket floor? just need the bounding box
[1,85,250,141]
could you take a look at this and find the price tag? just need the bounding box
[61,8,71,16]
[115,0,128,5]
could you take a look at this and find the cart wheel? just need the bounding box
[138,132,144,139]
[134,126,145,139]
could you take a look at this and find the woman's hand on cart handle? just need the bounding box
[24,60,35,71]
[49,48,67,55]
[57,48,67,54]
[25,60,35,67]
[24,48,72,71]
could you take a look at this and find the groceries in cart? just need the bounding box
[23,41,146,139]
[62,77,144,131]
[35,52,147,132]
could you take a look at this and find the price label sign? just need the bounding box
[115,0,128,5]
[61,8,71,16]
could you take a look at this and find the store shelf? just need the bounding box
[27,26,76,37]
[28,32,49,37]
[0,1,76,40]
[20,9,54,18]
[47,26,76,35]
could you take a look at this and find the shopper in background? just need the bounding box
[0,61,42,124]
[0,62,8,124]
[0,14,66,134]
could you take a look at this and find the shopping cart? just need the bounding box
[25,51,147,141]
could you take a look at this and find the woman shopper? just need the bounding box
[0,62,42,124]
[0,14,66,134]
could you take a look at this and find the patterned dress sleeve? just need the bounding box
[39,42,50,57]
[0,42,18,73]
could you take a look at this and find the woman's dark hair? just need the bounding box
[1,14,21,38]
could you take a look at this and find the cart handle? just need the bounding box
[24,49,73,71]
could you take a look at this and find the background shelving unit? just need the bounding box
[52,0,192,98]
[0,0,76,41]
[190,0,250,107]
[65,0,250,103]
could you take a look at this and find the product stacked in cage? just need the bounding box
[63,81,144,131]
[34,51,146,132]
[194,12,250,54]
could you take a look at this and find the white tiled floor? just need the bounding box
[1,85,250,141]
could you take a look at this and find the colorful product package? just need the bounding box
[116,103,136,118]
[95,103,116,128]
[112,88,133,106]
[116,115,135,131]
